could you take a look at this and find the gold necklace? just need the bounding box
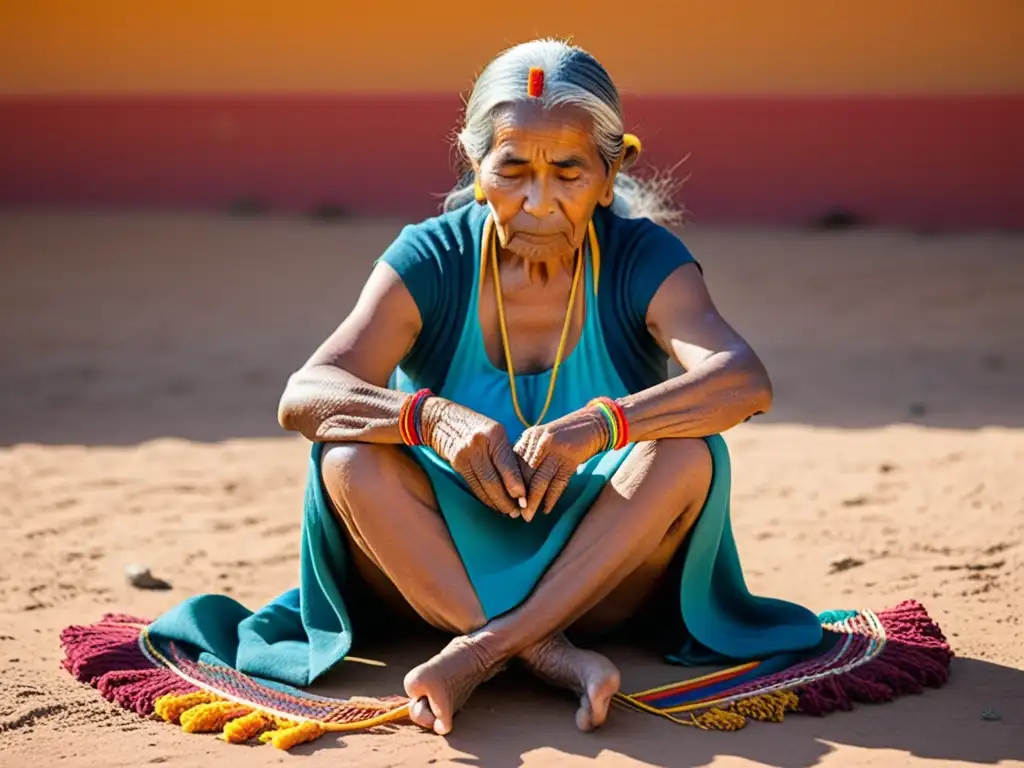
[487,220,584,428]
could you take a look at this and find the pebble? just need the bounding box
[981,710,1002,722]
[125,564,172,591]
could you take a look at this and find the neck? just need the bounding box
[497,247,576,287]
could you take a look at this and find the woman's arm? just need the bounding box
[512,262,768,520]
[277,262,422,443]
[620,262,772,440]
[278,262,526,515]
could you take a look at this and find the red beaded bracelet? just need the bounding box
[587,396,629,451]
[398,389,433,447]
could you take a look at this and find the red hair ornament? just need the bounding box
[527,67,545,98]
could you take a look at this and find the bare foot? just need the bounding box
[403,634,504,736]
[519,633,621,731]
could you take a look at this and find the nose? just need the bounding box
[521,175,556,218]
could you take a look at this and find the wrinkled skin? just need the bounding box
[513,407,610,521]
[422,399,527,517]
[278,102,772,735]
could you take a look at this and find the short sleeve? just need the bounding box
[376,223,445,328]
[622,221,698,329]
[371,211,474,392]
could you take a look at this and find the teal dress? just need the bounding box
[391,218,635,620]
[146,204,822,688]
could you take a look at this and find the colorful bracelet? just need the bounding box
[398,389,433,446]
[588,396,629,451]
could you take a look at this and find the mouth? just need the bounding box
[512,232,567,244]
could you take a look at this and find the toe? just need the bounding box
[427,693,454,735]
[408,697,436,731]
[575,696,596,732]
[589,684,618,729]
[587,668,620,729]
[586,694,610,729]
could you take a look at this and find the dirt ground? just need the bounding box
[0,212,1021,767]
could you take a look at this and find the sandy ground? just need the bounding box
[0,212,1022,767]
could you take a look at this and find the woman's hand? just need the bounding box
[421,398,528,517]
[513,407,610,522]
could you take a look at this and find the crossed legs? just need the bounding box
[321,438,711,734]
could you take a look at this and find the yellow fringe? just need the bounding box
[256,718,299,744]
[151,689,411,749]
[179,701,253,733]
[731,691,799,722]
[260,721,326,750]
[154,686,796,747]
[154,691,219,724]
[617,690,801,732]
[222,710,273,743]
[690,708,747,731]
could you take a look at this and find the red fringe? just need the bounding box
[60,613,198,716]
[61,602,953,723]
[797,600,953,715]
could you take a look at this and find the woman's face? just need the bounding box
[473,102,618,262]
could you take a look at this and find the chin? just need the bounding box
[505,236,576,262]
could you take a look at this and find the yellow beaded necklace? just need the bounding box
[483,217,599,428]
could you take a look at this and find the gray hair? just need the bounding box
[442,39,682,227]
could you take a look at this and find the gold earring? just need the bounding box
[474,179,486,203]
[622,133,642,159]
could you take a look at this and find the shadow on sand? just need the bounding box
[297,632,1024,767]
[2,213,1023,446]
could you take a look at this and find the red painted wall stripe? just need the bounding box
[0,95,1021,229]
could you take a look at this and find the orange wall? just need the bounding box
[1,0,1022,95]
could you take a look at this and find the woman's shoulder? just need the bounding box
[594,207,695,268]
[593,209,699,392]
[376,206,480,347]
[382,204,487,268]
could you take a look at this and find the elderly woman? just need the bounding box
[277,39,821,736]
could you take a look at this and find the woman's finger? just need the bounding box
[469,454,520,517]
[541,463,575,515]
[490,437,527,509]
[523,455,558,522]
[513,427,539,464]
[515,452,535,488]
[524,430,553,470]
[458,463,489,507]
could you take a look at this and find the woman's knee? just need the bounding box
[321,443,412,512]
[628,438,713,504]
[322,441,378,496]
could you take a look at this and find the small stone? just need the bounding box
[125,564,172,591]
[980,710,1002,722]
[829,557,866,574]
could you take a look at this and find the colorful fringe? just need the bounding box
[613,601,952,729]
[60,601,951,750]
[60,614,410,750]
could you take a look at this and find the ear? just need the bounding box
[621,140,640,171]
[598,157,622,207]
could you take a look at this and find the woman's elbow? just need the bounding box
[277,371,309,432]
[743,353,774,416]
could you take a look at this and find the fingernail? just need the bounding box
[518,497,527,509]
[510,509,520,519]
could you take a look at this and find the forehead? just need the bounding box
[490,102,598,154]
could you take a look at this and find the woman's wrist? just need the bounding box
[587,396,629,452]
[418,395,456,455]
[583,405,612,456]
[398,389,435,446]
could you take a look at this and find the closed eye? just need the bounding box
[552,158,587,170]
